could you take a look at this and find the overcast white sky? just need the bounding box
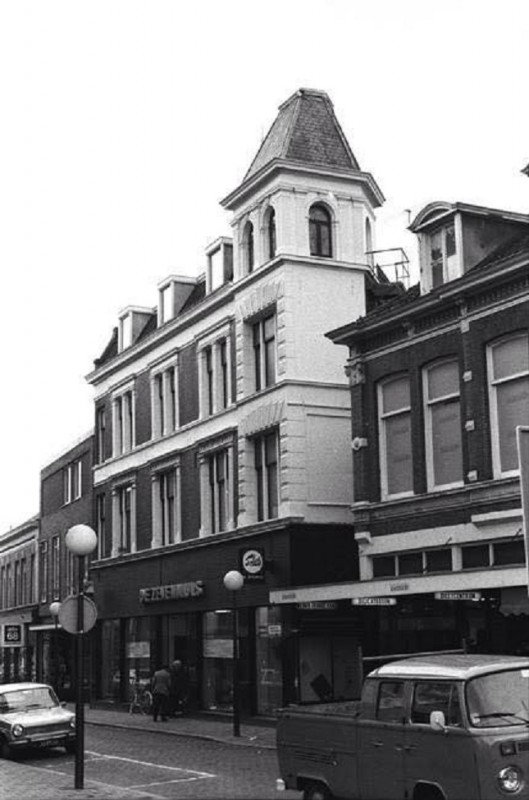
[1,0,528,533]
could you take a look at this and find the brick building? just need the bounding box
[86,88,392,713]
[34,431,94,698]
[273,199,529,666]
[0,514,39,682]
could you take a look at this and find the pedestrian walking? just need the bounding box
[150,664,171,722]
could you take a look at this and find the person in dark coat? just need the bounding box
[151,665,171,722]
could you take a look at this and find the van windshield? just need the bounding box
[466,669,529,727]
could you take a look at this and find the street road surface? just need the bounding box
[15,723,302,799]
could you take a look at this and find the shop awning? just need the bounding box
[270,566,527,605]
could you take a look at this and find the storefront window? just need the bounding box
[100,619,121,701]
[125,617,154,691]
[202,610,250,712]
[255,606,283,715]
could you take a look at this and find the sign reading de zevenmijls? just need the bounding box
[2,624,23,647]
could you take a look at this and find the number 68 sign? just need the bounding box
[2,624,23,647]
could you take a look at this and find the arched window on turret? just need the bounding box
[309,203,332,258]
[267,207,276,260]
[243,221,254,273]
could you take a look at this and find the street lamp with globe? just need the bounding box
[65,524,97,791]
[49,601,62,689]
[223,569,244,737]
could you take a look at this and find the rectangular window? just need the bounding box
[29,554,35,604]
[398,552,423,576]
[219,339,228,410]
[205,346,214,415]
[253,314,276,392]
[488,334,529,476]
[52,536,60,599]
[0,566,5,608]
[208,451,229,533]
[159,470,176,545]
[462,544,490,569]
[64,459,82,504]
[113,388,135,455]
[424,360,463,489]
[6,564,11,607]
[493,540,526,566]
[425,548,452,573]
[411,682,462,726]
[255,430,279,521]
[14,561,20,606]
[96,494,109,559]
[20,558,27,605]
[96,407,106,464]
[379,376,413,498]
[39,542,48,603]
[152,365,178,438]
[117,485,133,553]
[373,555,396,578]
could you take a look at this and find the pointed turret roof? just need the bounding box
[244,88,360,180]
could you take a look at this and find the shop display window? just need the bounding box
[255,606,283,715]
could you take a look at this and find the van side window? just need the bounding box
[412,681,462,726]
[377,681,405,722]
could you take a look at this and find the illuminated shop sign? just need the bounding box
[139,581,204,604]
[2,624,23,647]
[435,591,481,602]
[352,597,397,606]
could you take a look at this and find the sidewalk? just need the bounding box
[0,706,278,800]
[84,703,277,750]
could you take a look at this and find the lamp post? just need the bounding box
[65,524,97,791]
[49,601,62,689]
[223,569,244,737]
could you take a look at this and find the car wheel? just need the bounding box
[0,739,13,760]
[64,741,77,755]
[303,782,333,800]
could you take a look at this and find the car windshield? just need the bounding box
[0,687,59,713]
[466,668,529,727]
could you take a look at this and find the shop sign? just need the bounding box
[139,581,204,604]
[267,624,282,637]
[2,624,23,647]
[297,602,337,610]
[435,591,481,602]
[352,597,397,607]
[239,547,265,582]
[127,641,150,659]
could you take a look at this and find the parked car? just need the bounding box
[276,654,529,800]
[0,682,76,758]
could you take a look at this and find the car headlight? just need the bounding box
[69,718,76,729]
[12,724,24,738]
[498,766,524,793]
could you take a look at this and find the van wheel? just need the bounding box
[303,783,333,800]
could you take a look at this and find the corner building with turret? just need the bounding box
[88,89,390,714]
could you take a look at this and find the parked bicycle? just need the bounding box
[128,681,153,715]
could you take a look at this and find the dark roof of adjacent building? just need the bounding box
[244,88,360,181]
[328,230,529,342]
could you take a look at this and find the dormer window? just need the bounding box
[267,208,276,260]
[430,223,456,288]
[206,238,233,293]
[119,314,132,350]
[309,203,332,258]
